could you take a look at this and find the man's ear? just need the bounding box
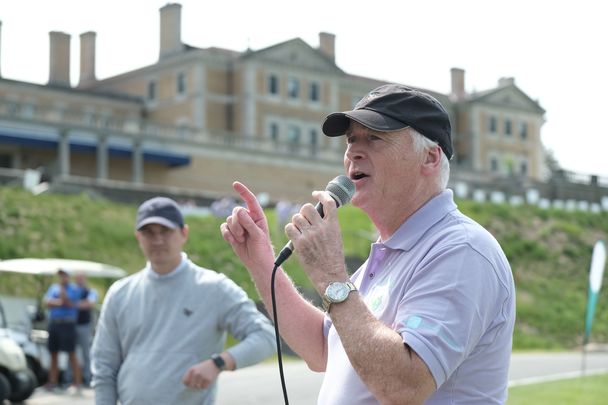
[421,146,442,175]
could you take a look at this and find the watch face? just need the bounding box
[326,282,349,302]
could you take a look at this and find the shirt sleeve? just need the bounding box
[44,285,57,302]
[394,243,507,388]
[91,285,121,404]
[216,277,277,369]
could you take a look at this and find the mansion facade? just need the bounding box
[0,3,548,203]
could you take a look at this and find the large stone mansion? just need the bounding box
[0,3,550,203]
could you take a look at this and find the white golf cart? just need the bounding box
[0,258,127,391]
[0,298,37,402]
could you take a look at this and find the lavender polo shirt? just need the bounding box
[318,190,516,404]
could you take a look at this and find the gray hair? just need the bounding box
[408,128,450,189]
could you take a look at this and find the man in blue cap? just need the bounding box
[92,196,275,404]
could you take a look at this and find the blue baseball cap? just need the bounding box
[135,197,184,230]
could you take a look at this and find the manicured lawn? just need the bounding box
[508,373,608,404]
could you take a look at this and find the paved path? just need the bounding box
[20,351,608,404]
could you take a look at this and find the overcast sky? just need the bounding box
[1,0,606,177]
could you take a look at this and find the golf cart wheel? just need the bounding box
[8,368,37,402]
[27,355,47,387]
[0,373,11,401]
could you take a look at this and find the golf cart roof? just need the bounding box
[0,258,127,279]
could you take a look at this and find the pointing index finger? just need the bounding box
[233,181,264,221]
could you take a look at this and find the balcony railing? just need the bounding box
[0,99,344,163]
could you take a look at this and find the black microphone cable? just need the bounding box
[270,262,289,404]
[268,175,355,405]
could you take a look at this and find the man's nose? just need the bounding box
[149,233,165,243]
[345,144,364,161]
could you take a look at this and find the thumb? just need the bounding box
[236,208,265,238]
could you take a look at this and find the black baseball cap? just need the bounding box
[322,84,453,159]
[135,196,184,230]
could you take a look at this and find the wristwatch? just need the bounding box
[322,281,357,312]
[211,353,226,371]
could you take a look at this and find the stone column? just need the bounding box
[132,139,143,184]
[58,130,70,177]
[96,133,108,180]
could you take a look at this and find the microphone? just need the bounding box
[273,175,355,266]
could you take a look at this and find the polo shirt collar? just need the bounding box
[382,189,457,252]
[146,252,188,280]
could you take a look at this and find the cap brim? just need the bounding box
[136,217,179,230]
[322,109,409,136]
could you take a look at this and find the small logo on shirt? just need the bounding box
[365,281,390,314]
[183,308,193,316]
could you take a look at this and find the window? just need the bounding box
[490,157,499,172]
[176,72,186,95]
[22,103,36,119]
[268,74,279,95]
[520,161,528,175]
[7,102,18,115]
[505,119,512,136]
[177,118,190,138]
[309,82,320,102]
[83,111,96,126]
[270,122,279,143]
[287,77,300,99]
[178,124,189,138]
[287,125,300,152]
[147,81,157,101]
[0,153,12,168]
[489,116,497,133]
[519,122,528,140]
[309,129,318,156]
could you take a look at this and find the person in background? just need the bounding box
[222,84,516,404]
[63,273,97,388]
[43,269,83,394]
[91,196,276,405]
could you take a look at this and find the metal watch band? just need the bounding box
[322,281,357,312]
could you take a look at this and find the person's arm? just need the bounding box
[218,278,276,368]
[78,288,97,310]
[91,287,121,404]
[182,353,233,391]
[286,191,436,403]
[220,182,329,371]
[182,279,276,390]
[44,285,64,308]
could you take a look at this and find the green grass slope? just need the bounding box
[1,186,607,350]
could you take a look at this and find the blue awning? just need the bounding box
[0,128,190,167]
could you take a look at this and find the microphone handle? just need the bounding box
[273,202,325,266]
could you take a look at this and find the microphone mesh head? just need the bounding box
[326,175,356,207]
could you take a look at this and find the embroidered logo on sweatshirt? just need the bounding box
[183,308,193,316]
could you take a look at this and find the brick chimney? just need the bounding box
[498,77,515,87]
[450,67,466,100]
[318,32,335,62]
[159,3,183,59]
[78,31,96,88]
[48,31,71,87]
